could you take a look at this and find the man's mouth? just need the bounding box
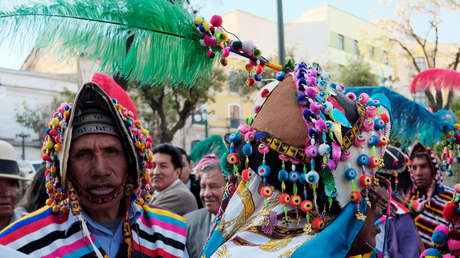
[87,185,117,196]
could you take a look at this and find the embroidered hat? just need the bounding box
[0,140,29,181]
[41,74,154,214]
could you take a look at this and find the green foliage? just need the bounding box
[129,67,227,143]
[15,88,76,141]
[339,57,379,87]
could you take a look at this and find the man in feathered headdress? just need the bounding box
[0,74,188,258]
[408,141,454,249]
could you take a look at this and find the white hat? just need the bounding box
[0,140,29,181]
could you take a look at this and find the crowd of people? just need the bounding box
[0,72,456,258]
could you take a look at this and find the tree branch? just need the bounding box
[425,90,436,110]
[392,38,421,72]
[435,89,443,112]
[444,89,455,110]
[431,20,439,68]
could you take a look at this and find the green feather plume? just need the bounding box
[0,0,213,86]
[190,134,228,162]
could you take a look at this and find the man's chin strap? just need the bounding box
[67,176,127,205]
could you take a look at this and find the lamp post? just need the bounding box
[192,105,208,138]
[276,0,285,65]
[16,133,30,160]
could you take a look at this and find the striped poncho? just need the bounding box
[0,203,187,257]
[412,184,454,247]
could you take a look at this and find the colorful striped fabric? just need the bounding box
[0,204,187,258]
[413,185,454,247]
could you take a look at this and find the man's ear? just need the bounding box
[175,168,181,178]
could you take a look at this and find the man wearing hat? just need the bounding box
[0,74,188,258]
[408,142,454,248]
[0,141,29,230]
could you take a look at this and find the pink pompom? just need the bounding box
[315,119,327,131]
[306,76,316,86]
[305,87,318,98]
[254,105,261,113]
[434,225,450,235]
[366,106,378,117]
[210,15,223,27]
[222,48,230,58]
[310,102,322,114]
[346,92,356,101]
[256,65,264,75]
[206,50,215,58]
[238,124,251,134]
[359,93,369,105]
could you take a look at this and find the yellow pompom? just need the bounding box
[454,123,460,130]
[144,195,152,202]
[202,21,211,32]
[46,140,54,149]
[142,129,149,136]
[51,166,57,173]
[194,16,204,25]
[46,199,53,206]
[52,205,59,213]
[51,118,59,126]
[54,143,62,151]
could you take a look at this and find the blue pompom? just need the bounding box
[345,168,357,180]
[276,71,286,81]
[289,171,300,183]
[278,169,288,181]
[357,154,370,166]
[228,132,240,143]
[431,230,447,245]
[425,248,441,256]
[242,142,252,156]
[258,165,271,177]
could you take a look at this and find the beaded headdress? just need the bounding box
[222,62,391,232]
[42,76,154,214]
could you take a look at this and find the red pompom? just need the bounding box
[246,78,255,87]
[210,15,223,27]
[379,113,390,124]
[312,217,325,231]
[261,89,270,98]
[443,202,459,222]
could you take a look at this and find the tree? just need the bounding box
[379,0,460,111]
[15,88,76,142]
[339,57,378,87]
[128,68,227,143]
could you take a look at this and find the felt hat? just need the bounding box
[0,140,29,181]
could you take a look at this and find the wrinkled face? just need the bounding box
[69,134,128,214]
[412,156,434,191]
[0,178,19,218]
[151,153,180,191]
[179,154,192,183]
[200,168,226,215]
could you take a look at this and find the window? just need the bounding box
[415,57,427,71]
[228,70,240,93]
[353,40,359,55]
[369,47,374,59]
[338,34,344,50]
[383,50,389,65]
[228,104,241,129]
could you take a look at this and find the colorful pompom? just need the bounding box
[289,171,300,182]
[345,168,358,180]
[359,175,372,188]
[305,170,319,184]
[242,169,253,181]
[312,217,325,231]
[210,15,223,27]
[301,200,314,213]
[246,78,255,87]
[279,193,290,205]
[260,185,274,198]
[350,191,362,203]
[290,195,301,206]
[258,164,271,177]
[227,153,240,165]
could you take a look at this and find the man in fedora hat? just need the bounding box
[0,74,188,258]
[0,140,29,230]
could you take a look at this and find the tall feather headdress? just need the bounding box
[0,0,213,86]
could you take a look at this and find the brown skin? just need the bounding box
[412,156,435,194]
[68,134,128,223]
[151,153,180,192]
[348,187,386,256]
[179,154,192,184]
[0,178,19,229]
[199,168,226,215]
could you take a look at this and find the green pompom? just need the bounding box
[220,150,234,177]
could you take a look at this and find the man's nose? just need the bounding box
[91,153,111,176]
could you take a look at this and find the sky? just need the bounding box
[0,0,459,70]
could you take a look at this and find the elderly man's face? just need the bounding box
[69,134,128,220]
[200,168,226,215]
[0,178,19,218]
[151,153,180,191]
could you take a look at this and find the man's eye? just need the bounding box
[75,150,90,159]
